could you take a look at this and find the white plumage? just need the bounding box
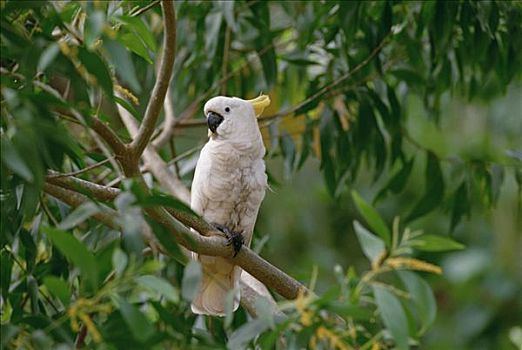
[190,95,270,316]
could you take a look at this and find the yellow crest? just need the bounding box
[247,95,271,117]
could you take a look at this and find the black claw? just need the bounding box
[226,231,244,257]
[211,223,244,257]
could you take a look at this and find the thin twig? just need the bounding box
[131,1,176,159]
[130,0,161,17]
[151,84,177,148]
[75,324,88,349]
[46,171,121,201]
[40,195,59,226]
[46,158,112,179]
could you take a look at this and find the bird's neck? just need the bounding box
[209,133,265,159]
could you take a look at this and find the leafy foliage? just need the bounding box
[1,1,520,349]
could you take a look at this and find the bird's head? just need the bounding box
[203,95,270,140]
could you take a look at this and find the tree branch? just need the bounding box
[130,0,176,159]
[44,175,306,300]
[117,93,191,204]
[46,170,121,201]
[43,183,119,230]
[151,84,177,149]
[47,158,112,178]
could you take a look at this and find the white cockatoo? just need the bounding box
[190,95,271,316]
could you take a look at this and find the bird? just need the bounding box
[190,95,270,316]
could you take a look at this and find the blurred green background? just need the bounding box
[256,86,522,349]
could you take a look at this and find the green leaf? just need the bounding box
[218,1,237,32]
[84,11,105,48]
[387,84,401,122]
[118,299,154,343]
[224,289,236,329]
[1,250,13,301]
[139,192,198,216]
[204,11,223,58]
[1,138,34,182]
[20,229,37,272]
[104,39,141,93]
[112,248,128,277]
[258,46,277,88]
[352,191,391,245]
[0,324,19,348]
[324,301,373,320]
[390,68,426,87]
[353,220,385,262]
[373,285,409,350]
[406,151,444,222]
[57,201,100,230]
[227,317,272,350]
[397,271,436,335]
[408,234,465,252]
[450,181,469,232]
[136,275,179,304]
[42,226,98,291]
[376,157,415,202]
[117,31,153,64]
[43,276,71,306]
[117,15,157,52]
[146,219,187,264]
[280,131,296,179]
[78,47,114,100]
[181,260,202,302]
[27,275,40,314]
[338,2,360,44]
[114,96,140,120]
[37,43,60,72]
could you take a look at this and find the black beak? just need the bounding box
[207,111,224,133]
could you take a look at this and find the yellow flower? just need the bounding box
[385,257,442,274]
[115,84,140,106]
[310,326,352,350]
[67,298,112,344]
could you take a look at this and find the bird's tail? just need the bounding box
[191,255,241,316]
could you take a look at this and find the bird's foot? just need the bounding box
[212,223,244,257]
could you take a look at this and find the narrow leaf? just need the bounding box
[117,32,153,64]
[352,191,391,245]
[181,260,202,302]
[118,299,154,343]
[397,271,437,334]
[373,285,409,350]
[227,317,272,350]
[78,47,114,100]
[136,275,179,304]
[43,276,71,306]
[353,220,385,263]
[139,192,198,216]
[409,234,465,252]
[104,39,141,93]
[58,201,99,230]
[1,139,34,182]
[406,151,444,222]
[117,16,157,51]
[42,226,98,290]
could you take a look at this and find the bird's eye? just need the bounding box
[225,107,231,113]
